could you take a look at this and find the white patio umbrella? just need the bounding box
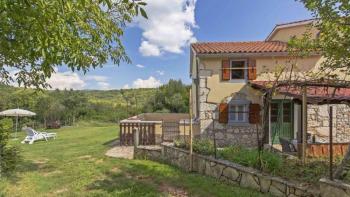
[0,109,36,139]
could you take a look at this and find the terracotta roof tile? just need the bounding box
[250,81,350,104]
[191,41,288,54]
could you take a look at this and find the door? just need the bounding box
[162,121,180,142]
[270,100,293,144]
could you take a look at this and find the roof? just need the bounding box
[191,41,288,54]
[265,19,315,41]
[250,81,350,104]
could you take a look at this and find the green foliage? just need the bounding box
[218,146,282,174]
[0,118,21,176]
[0,0,147,88]
[174,138,215,156]
[292,1,350,76]
[0,79,189,128]
[144,79,190,113]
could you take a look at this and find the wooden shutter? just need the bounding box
[249,103,261,124]
[218,103,228,123]
[222,59,230,81]
[248,59,257,80]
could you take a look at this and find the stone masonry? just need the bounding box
[198,68,258,147]
[308,104,350,143]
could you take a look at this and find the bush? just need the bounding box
[0,118,21,176]
[174,137,215,156]
[218,146,282,174]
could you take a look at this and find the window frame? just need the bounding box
[228,100,250,124]
[229,59,248,83]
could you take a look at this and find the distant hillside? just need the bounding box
[0,79,189,127]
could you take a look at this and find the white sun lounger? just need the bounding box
[21,127,57,144]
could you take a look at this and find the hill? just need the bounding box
[0,79,189,127]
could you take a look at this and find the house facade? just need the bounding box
[190,19,350,147]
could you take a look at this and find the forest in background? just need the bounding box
[0,79,189,128]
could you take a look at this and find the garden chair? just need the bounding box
[279,137,297,153]
[21,127,57,144]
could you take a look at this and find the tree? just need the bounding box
[294,0,350,77]
[0,0,147,88]
[0,118,21,176]
[294,0,350,178]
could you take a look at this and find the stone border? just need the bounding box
[319,178,350,197]
[135,144,324,197]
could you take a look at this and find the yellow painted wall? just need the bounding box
[269,24,319,42]
[201,55,323,103]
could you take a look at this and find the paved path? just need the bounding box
[105,146,134,159]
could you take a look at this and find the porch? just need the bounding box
[250,80,350,157]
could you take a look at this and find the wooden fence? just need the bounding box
[119,122,156,146]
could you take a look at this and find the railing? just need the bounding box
[119,121,156,146]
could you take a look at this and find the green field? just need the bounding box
[0,123,268,197]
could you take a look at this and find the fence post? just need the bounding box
[133,128,139,148]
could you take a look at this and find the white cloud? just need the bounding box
[136,64,145,68]
[122,84,130,89]
[47,71,86,90]
[156,70,165,76]
[139,41,161,56]
[85,75,108,82]
[97,82,110,90]
[123,76,162,89]
[136,0,197,56]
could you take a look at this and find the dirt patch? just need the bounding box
[95,159,104,164]
[110,167,121,173]
[53,188,68,194]
[159,183,188,197]
[43,170,62,177]
[78,155,93,159]
[105,146,134,159]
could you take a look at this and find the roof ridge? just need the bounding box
[192,41,287,45]
[276,18,315,27]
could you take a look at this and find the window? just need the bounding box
[229,104,248,123]
[231,60,246,80]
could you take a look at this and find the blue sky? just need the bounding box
[53,0,312,90]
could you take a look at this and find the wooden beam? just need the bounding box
[302,86,307,164]
[189,88,193,172]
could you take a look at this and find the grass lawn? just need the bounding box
[0,123,268,197]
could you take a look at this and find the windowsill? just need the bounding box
[227,122,251,127]
[228,79,247,83]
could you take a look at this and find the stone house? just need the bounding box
[189,19,350,147]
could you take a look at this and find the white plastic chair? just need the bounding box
[21,127,57,144]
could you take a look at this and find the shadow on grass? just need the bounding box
[4,159,55,184]
[86,168,158,196]
[102,138,119,147]
[87,159,268,197]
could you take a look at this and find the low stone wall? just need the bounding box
[135,144,321,197]
[319,178,350,197]
[134,145,162,161]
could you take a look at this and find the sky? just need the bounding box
[50,0,313,90]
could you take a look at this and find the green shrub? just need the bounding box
[0,118,21,176]
[174,137,215,156]
[218,146,282,174]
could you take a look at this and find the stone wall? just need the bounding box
[319,178,350,197]
[135,144,321,197]
[308,104,350,143]
[134,145,162,161]
[198,73,258,147]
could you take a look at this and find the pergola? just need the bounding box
[249,79,350,180]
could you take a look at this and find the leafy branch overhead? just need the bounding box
[0,0,147,88]
[291,0,350,78]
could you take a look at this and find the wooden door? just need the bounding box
[271,100,293,144]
